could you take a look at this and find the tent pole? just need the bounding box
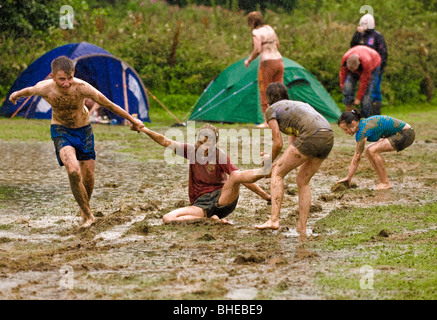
[122,68,129,115]
[145,87,184,125]
[24,96,38,118]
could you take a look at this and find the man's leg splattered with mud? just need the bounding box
[59,146,95,228]
[79,159,95,225]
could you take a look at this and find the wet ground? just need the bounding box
[0,124,436,299]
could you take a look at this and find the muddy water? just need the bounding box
[0,137,435,300]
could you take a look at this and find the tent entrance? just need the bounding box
[286,78,311,101]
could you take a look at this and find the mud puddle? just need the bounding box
[0,137,435,300]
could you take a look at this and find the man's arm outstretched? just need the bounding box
[9,81,48,104]
[82,82,144,131]
[136,126,182,150]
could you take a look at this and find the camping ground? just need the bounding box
[0,102,436,300]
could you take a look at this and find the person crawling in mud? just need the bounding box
[8,56,144,229]
[337,110,415,190]
[133,123,271,224]
[254,82,334,234]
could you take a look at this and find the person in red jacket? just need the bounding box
[340,45,381,118]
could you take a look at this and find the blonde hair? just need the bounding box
[346,55,360,70]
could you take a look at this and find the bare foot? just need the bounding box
[210,215,233,225]
[255,220,279,230]
[79,215,96,229]
[220,218,233,225]
[374,182,392,190]
[296,228,307,236]
[256,123,269,128]
[284,228,308,237]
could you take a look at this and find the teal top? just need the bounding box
[356,115,407,142]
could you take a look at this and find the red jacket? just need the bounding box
[339,45,381,100]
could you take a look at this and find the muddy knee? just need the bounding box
[365,147,376,160]
[228,170,241,183]
[296,177,310,190]
[67,167,81,183]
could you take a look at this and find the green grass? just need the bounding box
[0,118,51,142]
[311,202,437,299]
[383,99,437,123]
[314,202,437,248]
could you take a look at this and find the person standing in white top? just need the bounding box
[244,11,284,128]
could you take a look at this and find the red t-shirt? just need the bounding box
[339,45,381,101]
[178,143,239,204]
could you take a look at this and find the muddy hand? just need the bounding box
[133,118,145,132]
[9,92,18,104]
[337,178,351,187]
[130,119,144,132]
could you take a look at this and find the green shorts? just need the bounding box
[193,189,238,219]
[293,129,334,159]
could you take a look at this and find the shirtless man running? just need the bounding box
[244,11,284,128]
[9,56,144,228]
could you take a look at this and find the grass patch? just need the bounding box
[0,186,18,200]
[0,118,50,142]
[311,202,437,299]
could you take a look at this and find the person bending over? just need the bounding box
[255,82,334,234]
[337,110,415,190]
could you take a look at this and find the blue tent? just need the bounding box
[0,42,150,124]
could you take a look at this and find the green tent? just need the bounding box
[189,57,341,123]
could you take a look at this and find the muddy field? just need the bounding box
[0,120,436,300]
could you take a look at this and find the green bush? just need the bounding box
[0,0,436,110]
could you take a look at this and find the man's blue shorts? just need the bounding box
[50,124,96,166]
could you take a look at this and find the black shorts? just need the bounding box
[193,189,238,219]
[388,128,415,151]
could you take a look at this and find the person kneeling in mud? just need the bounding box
[337,110,415,190]
[133,123,271,224]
